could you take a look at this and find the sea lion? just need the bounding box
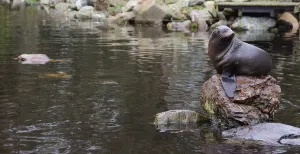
[208,25,272,97]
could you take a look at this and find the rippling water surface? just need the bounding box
[1,5,300,154]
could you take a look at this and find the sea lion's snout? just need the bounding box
[215,25,234,39]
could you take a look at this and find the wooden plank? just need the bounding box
[217,2,299,7]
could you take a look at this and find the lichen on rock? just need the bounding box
[200,75,281,129]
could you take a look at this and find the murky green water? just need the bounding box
[1,5,300,154]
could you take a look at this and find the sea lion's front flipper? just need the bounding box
[221,71,236,98]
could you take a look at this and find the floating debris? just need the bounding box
[38,72,72,79]
[101,81,118,85]
[17,54,50,64]
[17,54,72,64]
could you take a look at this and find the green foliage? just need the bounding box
[108,4,125,15]
[25,0,39,4]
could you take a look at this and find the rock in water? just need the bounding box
[154,110,206,132]
[222,123,300,146]
[200,75,281,129]
[17,54,50,64]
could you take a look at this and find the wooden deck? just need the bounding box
[217,2,300,17]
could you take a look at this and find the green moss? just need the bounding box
[203,99,215,114]
[25,0,38,4]
[190,22,198,32]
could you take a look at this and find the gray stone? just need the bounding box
[188,0,204,6]
[209,20,227,31]
[67,11,78,20]
[133,0,173,24]
[188,9,211,31]
[169,0,189,11]
[223,123,300,146]
[75,0,87,10]
[108,12,135,24]
[55,2,71,11]
[123,0,137,12]
[231,17,276,31]
[40,0,50,5]
[154,110,203,125]
[92,12,107,21]
[75,6,95,19]
[200,75,281,129]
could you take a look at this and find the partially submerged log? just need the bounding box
[200,75,281,129]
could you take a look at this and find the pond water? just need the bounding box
[1,5,300,154]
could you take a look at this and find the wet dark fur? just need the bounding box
[208,27,272,76]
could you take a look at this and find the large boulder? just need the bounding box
[200,75,281,129]
[133,0,173,24]
[223,123,300,146]
[231,17,276,31]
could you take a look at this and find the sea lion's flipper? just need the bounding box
[221,71,236,98]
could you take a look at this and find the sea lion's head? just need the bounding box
[208,25,235,56]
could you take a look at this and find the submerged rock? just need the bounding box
[200,75,281,129]
[231,16,276,31]
[154,110,203,125]
[235,30,275,42]
[223,123,300,146]
[17,54,50,64]
[39,72,72,79]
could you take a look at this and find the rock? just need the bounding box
[133,0,173,24]
[40,0,50,5]
[94,0,109,11]
[108,12,135,24]
[75,6,96,20]
[209,20,227,31]
[75,0,87,10]
[55,2,71,11]
[123,0,137,12]
[169,0,189,11]
[17,54,50,65]
[11,0,25,9]
[188,9,212,31]
[109,0,127,6]
[188,0,204,6]
[222,123,300,146]
[203,1,215,12]
[66,11,77,19]
[154,110,205,125]
[167,20,192,32]
[200,75,281,129]
[92,12,107,21]
[164,0,179,4]
[231,17,276,31]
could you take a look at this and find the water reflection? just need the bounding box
[0,5,300,154]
